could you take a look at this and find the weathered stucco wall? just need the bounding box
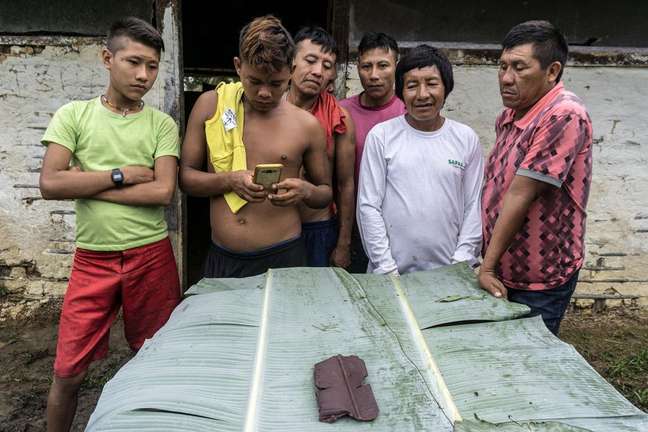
[0,41,104,304]
[345,63,648,305]
[0,7,181,314]
[2,21,646,310]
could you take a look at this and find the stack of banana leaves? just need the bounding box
[86,264,648,431]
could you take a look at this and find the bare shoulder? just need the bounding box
[191,90,218,123]
[282,101,320,131]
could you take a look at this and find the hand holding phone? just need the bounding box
[253,164,283,191]
[229,170,266,202]
[268,177,313,207]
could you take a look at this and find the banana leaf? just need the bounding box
[86,264,647,432]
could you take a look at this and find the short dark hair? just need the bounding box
[239,15,295,73]
[502,20,568,82]
[107,16,164,54]
[294,26,337,57]
[395,44,454,100]
[358,32,398,58]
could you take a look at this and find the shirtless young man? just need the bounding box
[180,16,332,278]
[286,27,356,268]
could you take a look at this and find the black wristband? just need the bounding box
[111,168,124,187]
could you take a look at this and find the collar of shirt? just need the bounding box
[357,93,401,111]
[500,82,565,129]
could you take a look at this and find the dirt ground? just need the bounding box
[561,305,648,412]
[0,300,646,431]
[0,299,132,432]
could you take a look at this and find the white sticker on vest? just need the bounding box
[222,108,237,131]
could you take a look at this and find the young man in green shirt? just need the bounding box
[39,17,181,432]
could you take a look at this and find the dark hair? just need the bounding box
[107,16,164,54]
[294,26,337,56]
[358,32,398,58]
[502,20,568,82]
[239,15,295,73]
[395,44,454,100]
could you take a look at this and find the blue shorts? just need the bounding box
[302,218,338,267]
[507,270,580,336]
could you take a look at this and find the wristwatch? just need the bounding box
[111,168,124,187]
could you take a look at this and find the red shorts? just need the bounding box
[54,237,181,378]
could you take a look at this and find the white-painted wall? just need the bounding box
[1,41,646,309]
[0,7,181,313]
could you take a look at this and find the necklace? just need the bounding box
[101,95,144,117]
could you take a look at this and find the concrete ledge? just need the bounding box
[349,41,648,66]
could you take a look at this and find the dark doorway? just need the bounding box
[182,1,331,286]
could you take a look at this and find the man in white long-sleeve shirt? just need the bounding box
[357,45,484,275]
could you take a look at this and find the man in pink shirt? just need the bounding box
[340,32,406,272]
[480,21,593,335]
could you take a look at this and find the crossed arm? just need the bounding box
[39,143,177,206]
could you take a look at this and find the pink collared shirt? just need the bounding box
[339,93,406,190]
[482,82,593,290]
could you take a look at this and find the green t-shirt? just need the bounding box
[41,97,179,251]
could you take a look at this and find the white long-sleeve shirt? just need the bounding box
[357,115,484,274]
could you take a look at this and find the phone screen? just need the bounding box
[254,165,282,190]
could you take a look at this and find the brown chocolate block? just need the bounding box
[314,354,379,423]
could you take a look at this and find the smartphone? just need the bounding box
[253,164,283,190]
